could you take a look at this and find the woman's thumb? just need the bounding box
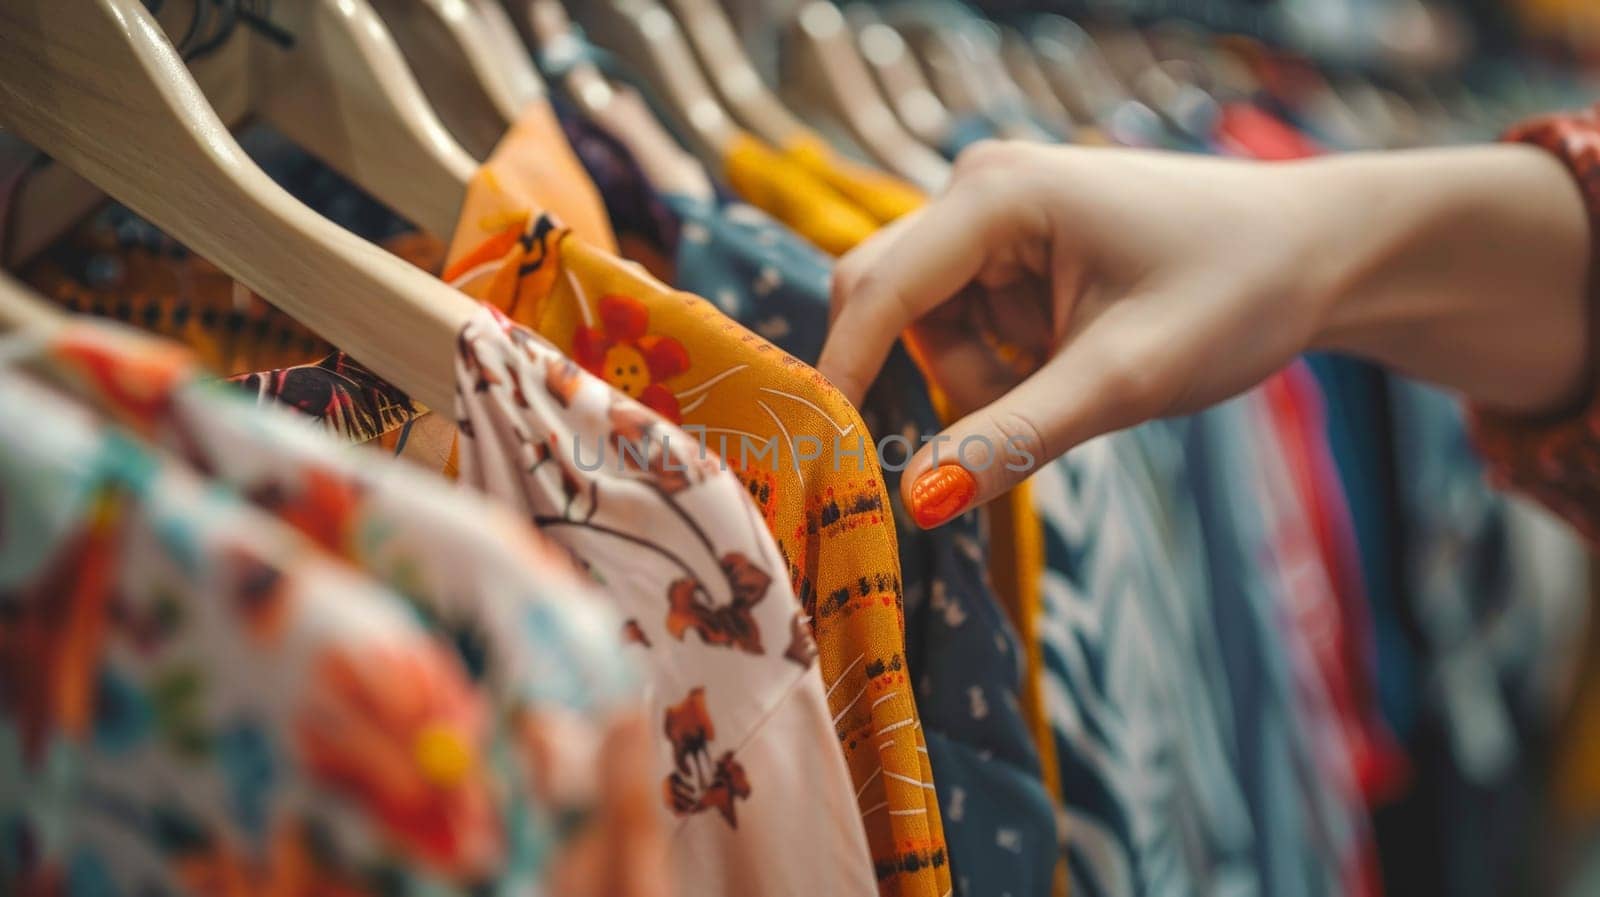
[899,405,1048,529]
[898,343,1156,527]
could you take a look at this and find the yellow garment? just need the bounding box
[723,132,880,256]
[1554,556,1600,824]
[783,133,926,224]
[444,131,950,897]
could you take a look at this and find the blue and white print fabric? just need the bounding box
[1033,423,1259,897]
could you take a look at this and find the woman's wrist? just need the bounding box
[1300,144,1592,416]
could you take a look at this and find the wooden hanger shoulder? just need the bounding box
[370,0,542,159]
[786,2,948,191]
[662,0,807,147]
[0,0,477,410]
[254,0,476,239]
[572,0,741,166]
[519,0,712,199]
[844,4,952,149]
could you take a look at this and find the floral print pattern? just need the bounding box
[452,305,878,897]
[448,105,949,895]
[662,687,751,827]
[557,98,1055,896]
[1,319,655,897]
[573,294,691,421]
[0,374,505,895]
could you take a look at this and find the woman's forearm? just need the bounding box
[1304,144,1593,416]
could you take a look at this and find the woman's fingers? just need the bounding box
[899,300,1176,528]
[820,166,1029,406]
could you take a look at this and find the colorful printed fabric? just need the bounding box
[717,115,1060,847]
[0,365,637,897]
[555,101,1053,893]
[20,201,336,377]
[450,305,878,897]
[1241,384,1374,897]
[1260,366,1408,806]
[443,119,947,896]
[1471,101,1600,544]
[661,191,1057,897]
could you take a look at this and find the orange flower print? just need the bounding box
[51,327,191,430]
[574,295,689,422]
[545,355,586,408]
[662,687,751,828]
[783,611,818,668]
[664,554,770,654]
[296,642,502,879]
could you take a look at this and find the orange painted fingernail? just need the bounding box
[908,465,977,529]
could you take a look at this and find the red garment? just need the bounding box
[1214,102,1324,160]
[1471,103,1600,544]
[1262,367,1411,804]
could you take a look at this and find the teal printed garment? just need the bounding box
[555,103,1059,897]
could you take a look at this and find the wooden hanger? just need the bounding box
[4,0,476,253]
[248,0,476,239]
[0,0,478,411]
[783,2,949,191]
[660,0,808,148]
[1027,15,1134,128]
[518,0,713,200]
[369,0,540,160]
[0,4,258,268]
[570,0,741,166]
[997,26,1077,135]
[470,0,547,107]
[880,6,1041,141]
[887,18,983,118]
[842,4,952,150]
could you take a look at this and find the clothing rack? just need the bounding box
[0,3,1594,897]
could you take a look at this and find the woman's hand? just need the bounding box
[819,139,1591,528]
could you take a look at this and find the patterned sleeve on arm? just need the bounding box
[1469,102,1600,543]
